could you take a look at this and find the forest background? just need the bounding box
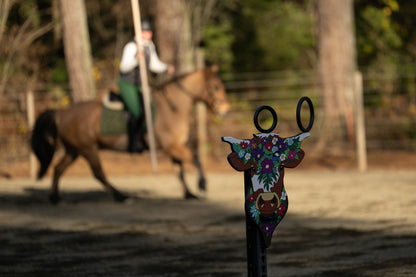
[1,0,416,171]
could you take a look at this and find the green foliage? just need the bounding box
[255,1,315,70]
[355,1,402,67]
[50,59,68,83]
[2,0,416,107]
[202,20,235,73]
[354,0,416,112]
[203,0,315,74]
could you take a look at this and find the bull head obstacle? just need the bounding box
[222,97,314,276]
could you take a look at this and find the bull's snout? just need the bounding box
[256,192,279,216]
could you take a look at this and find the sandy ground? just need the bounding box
[0,165,415,276]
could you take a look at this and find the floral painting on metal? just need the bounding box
[222,97,314,247]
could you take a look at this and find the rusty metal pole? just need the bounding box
[245,170,268,276]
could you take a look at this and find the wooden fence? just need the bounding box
[1,70,415,177]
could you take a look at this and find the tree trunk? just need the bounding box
[60,0,96,102]
[153,0,191,73]
[153,0,216,73]
[317,0,357,151]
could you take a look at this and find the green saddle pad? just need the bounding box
[100,106,128,135]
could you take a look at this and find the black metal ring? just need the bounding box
[253,105,278,133]
[296,96,314,132]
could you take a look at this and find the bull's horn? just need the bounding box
[297,132,310,141]
[222,136,243,144]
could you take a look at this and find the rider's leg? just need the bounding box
[118,79,144,152]
[127,113,146,153]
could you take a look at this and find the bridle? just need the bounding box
[160,72,224,112]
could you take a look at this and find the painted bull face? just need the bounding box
[222,132,309,246]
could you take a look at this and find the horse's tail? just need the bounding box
[30,110,58,179]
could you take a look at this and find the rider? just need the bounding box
[118,19,174,152]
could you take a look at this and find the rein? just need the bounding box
[159,86,178,112]
[160,80,199,112]
[174,79,199,99]
[155,69,218,113]
[158,72,209,112]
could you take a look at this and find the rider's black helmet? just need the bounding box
[141,19,152,31]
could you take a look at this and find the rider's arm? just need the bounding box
[146,41,168,74]
[119,41,139,73]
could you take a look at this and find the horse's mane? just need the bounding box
[152,68,205,90]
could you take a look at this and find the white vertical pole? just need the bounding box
[354,71,367,172]
[130,0,158,173]
[26,89,36,179]
[196,102,207,166]
[196,40,207,167]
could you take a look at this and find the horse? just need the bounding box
[30,65,230,203]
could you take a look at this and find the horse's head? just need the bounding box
[202,65,230,117]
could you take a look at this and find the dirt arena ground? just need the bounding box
[0,152,415,276]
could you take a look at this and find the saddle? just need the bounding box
[100,91,128,135]
[100,91,148,153]
[102,90,124,110]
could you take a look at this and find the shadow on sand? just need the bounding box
[0,188,415,277]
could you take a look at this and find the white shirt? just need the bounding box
[119,39,168,74]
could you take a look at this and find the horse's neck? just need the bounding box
[153,85,191,119]
[157,71,204,113]
[175,70,204,96]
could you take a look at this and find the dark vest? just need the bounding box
[120,40,151,86]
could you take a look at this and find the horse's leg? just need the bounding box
[172,158,198,199]
[166,142,199,199]
[81,148,128,202]
[193,155,207,197]
[50,150,78,204]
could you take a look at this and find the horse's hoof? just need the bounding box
[198,179,206,192]
[124,197,136,205]
[185,191,199,200]
[49,194,61,204]
[113,192,128,202]
[199,190,207,199]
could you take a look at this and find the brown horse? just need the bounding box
[31,66,230,203]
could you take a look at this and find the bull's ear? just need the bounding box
[282,149,305,168]
[222,136,244,153]
[227,152,252,171]
[280,132,309,168]
[222,136,252,171]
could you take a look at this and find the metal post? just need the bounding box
[245,170,268,277]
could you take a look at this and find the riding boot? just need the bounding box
[137,116,149,151]
[127,114,145,153]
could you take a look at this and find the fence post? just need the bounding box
[196,102,207,166]
[354,71,367,172]
[26,89,36,179]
